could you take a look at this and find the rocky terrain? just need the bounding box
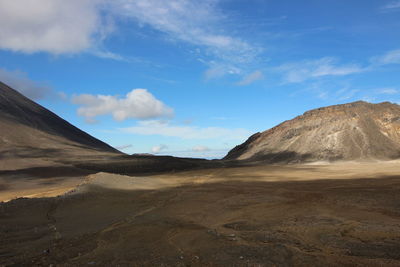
[2,81,400,266]
[225,101,400,163]
[0,82,217,202]
[2,162,400,266]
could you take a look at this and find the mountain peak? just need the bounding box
[225,101,400,162]
[0,81,120,157]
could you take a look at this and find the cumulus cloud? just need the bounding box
[112,0,260,65]
[277,57,365,83]
[0,0,108,54]
[151,144,168,154]
[236,70,264,86]
[121,120,251,140]
[0,68,52,100]
[0,0,261,74]
[72,89,173,122]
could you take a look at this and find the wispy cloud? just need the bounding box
[371,49,400,65]
[203,63,241,80]
[381,1,400,11]
[279,48,400,85]
[236,70,264,86]
[89,49,127,61]
[297,79,400,102]
[112,0,260,64]
[261,26,333,40]
[335,87,360,101]
[277,57,365,83]
[374,87,399,95]
[113,0,262,82]
[72,89,173,122]
[192,145,210,152]
[120,120,251,140]
[0,68,53,100]
[0,0,261,72]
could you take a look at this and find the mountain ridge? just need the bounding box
[224,101,400,162]
[0,81,120,157]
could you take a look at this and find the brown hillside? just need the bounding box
[225,101,400,162]
[0,81,120,158]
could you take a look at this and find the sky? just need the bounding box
[0,0,400,159]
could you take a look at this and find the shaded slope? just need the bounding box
[225,101,400,162]
[0,81,120,157]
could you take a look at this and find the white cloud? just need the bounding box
[204,67,227,80]
[204,63,241,80]
[121,120,251,140]
[89,49,127,61]
[57,91,68,101]
[277,57,365,83]
[0,68,52,100]
[192,145,210,152]
[0,0,261,70]
[336,89,360,101]
[72,89,173,122]
[372,49,400,65]
[0,0,107,54]
[381,1,400,10]
[151,144,168,154]
[375,87,399,95]
[112,0,260,65]
[236,70,264,86]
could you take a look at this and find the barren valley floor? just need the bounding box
[2,161,400,266]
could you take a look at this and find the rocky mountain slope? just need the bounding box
[225,101,400,162]
[0,81,120,158]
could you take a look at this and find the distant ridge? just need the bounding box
[225,101,400,162]
[0,81,120,157]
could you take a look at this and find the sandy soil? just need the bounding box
[81,160,400,190]
[1,161,400,266]
[0,162,95,202]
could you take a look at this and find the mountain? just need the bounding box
[0,81,120,159]
[225,101,400,162]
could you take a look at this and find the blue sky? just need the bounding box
[0,0,400,158]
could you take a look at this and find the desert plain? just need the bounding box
[2,160,400,266]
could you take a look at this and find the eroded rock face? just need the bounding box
[225,101,400,162]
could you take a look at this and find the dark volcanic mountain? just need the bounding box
[225,101,400,162]
[0,81,120,158]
